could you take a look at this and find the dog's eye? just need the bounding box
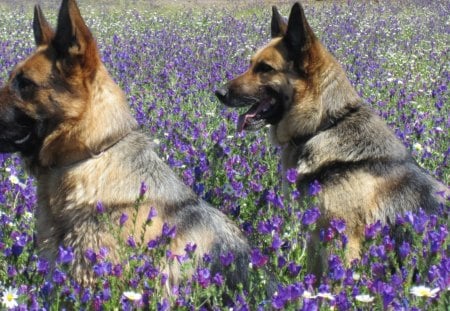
[255,62,275,74]
[15,75,37,91]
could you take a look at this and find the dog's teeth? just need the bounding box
[14,133,30,144]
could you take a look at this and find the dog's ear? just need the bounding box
[33,5,54,46]
[53,0,99,73]
[271,6,288,38]
[285,2,315,52]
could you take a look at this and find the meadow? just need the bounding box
[0,0,448,309]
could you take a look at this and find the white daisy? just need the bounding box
[316,292,335,301]
[355,294,375,303]
[302,290,315,299]
[123,291,142,301]
[1,287,19,309]
[410,285,440,298]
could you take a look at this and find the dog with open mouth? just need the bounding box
[216,2,449,278]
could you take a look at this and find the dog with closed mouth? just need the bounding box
[0,0,251,293]
[216,2,448,277]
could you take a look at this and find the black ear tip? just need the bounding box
[272,6,278,13]
[291,2,303,12]
[34,4,41,14]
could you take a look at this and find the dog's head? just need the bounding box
[0,0,135,167]
[216,2,359,144]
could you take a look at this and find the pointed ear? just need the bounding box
[271,6,288,38]
[33,5,54,46]
[53,0,99,71]
[285,2,315,52]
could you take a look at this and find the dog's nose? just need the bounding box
[215,88,228,103]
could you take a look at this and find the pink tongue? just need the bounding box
[236,101,270,132]
[237,112,256,132]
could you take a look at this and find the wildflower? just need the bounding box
[302,207,320,226]
[119,213,128,226]
[184,242,197,254]
[287,262,301,277]
[8,174,20,185]
[162,223,177,239]
[1,287,18,309]
[330,218,346,234]
[11,233,27,257]
[286,168,297,184]
[355,294,375,303]
[302,290,315,299]
[196,268,211,288]
[219,251,235,267]
[57,246,74,265]
[52,268,66,284]
[127,236,136,248]
[250,249,268,268]
[212,273,224,286]
[140,181,148,196]
[123,291,142,301]
[36,258,49,275]
[413,143,423,152]
[410,285,440,298]
[96,201,105,213]
[147,206,158,222]
[398,241,410,259]
[309,180,322,196]
[316,292,335,301]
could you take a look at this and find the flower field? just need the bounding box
[0,0,449,310]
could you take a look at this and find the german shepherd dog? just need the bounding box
[0,0,250,291]
[216,2,448,276]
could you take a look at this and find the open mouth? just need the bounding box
[237,97,281,132]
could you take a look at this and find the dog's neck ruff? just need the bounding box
[289,105,360,147]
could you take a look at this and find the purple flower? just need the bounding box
[85,248,97,263]
[271,234,282,250]
[219,251,235,266]
[140,181,148,196]
[57,246,74,265]
[93,261,112,277]
[127,236,136,248]
[399,241,410,259]
[365,220,382,239]
[119,213,128,226]
[11,233,27,257]
[328,255,345,280]
[287,262,301,277]
[157,298,169,311]
[212,273,224,286]
[304,274,316,287]
[308,180,322,196]
[286,168,298,184]
[36,258,49,275]
[302,207,321,226]
[96,201,105,214]
[52,268,66,284]
[250,249,268,268]
[162,223,177,239]
[320,227,335,242]
[147,207,158,222]
[196,268,211,288]
[330,218,346,234]
[184,242,197,254]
